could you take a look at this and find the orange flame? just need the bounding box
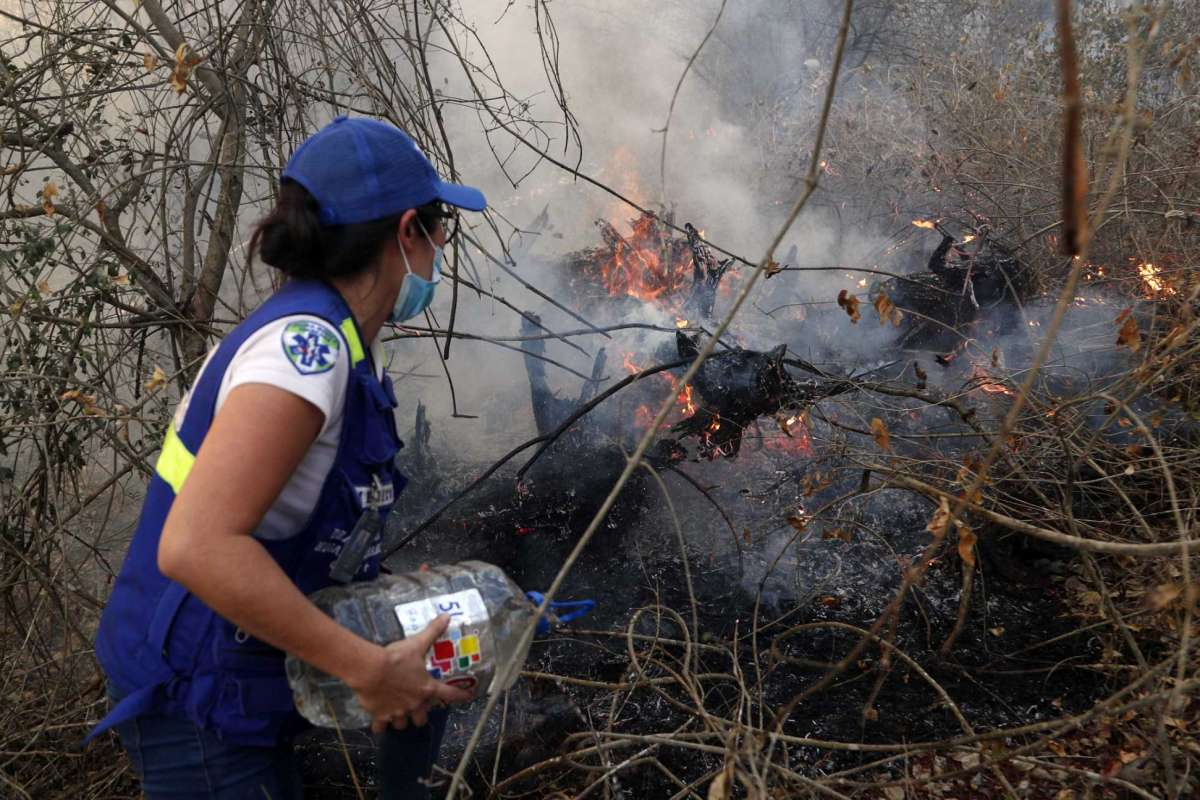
[912,219,937,230]
[765,414,813,455]
[622,351,696,425]
[597,213,694,303]
[970,365,1014,396]
[1137,262,1174,298]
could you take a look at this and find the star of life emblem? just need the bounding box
[281,320,340,375]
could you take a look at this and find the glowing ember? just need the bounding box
[1137,262,1174,297]
[634,404,656,430]
[676,318,689,328]
[622,351,696,424]
[622,351,640,374]
[857,278,868,288]
[766,414,813,455]
[961,234,976,243]
[912,219,937,230]
[970,365,1014,396]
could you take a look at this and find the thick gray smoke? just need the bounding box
[401,0,902,445]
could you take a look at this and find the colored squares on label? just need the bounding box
[470,653,480,663]
[459,635,479,657]
[427,667,442,679]
[458,656,471,670]
[433,639,455,661]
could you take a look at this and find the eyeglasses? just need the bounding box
[416,202,459,244]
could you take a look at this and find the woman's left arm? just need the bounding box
[157,384,390,697]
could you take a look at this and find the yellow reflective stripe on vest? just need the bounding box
[156,424,195,495]
[339,317,365,365]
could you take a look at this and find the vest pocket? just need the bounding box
[150,586,212,675]
[222,672,297,716]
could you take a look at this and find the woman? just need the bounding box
[87,116,487,798]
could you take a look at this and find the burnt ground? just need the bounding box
[293,272,1156,796]
[296,412,1114,797]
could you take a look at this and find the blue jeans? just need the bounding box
[110,689,447,799]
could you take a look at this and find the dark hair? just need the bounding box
[248,180,419,281]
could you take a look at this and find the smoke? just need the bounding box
[401,0,891,443]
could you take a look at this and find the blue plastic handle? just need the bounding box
[526,591,596,634]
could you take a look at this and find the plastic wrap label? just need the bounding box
[395,589,488,686]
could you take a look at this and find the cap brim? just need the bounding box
[434,180,487,212]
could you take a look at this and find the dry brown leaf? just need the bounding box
[869,417,891,452]
[112,273,130,286]
[926,496,952,539]
[1162,324,1188,350]
[706,768,730,800]
[37,279,51,295]
[60,389,99,411]
[801,468,830,498]
[872,291,902,326]
[956,454,984,486]
[786,512,807,533]
[765,259,783,277]
[1116,313,1141,352]
[837,289,861,324]
[957,524,977,568]
[913,361,927,390]
[41,181,58,216]
[169,43,202,94]
[144,52,158,72]
[863,706,879,722]
[822,528,853,543]
[144,365,167,393]
[1147,583,1183,610]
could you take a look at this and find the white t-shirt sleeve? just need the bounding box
[167,313,378,541]
[220,314,349,436]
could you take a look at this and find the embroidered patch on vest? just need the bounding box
[281,320,340,374]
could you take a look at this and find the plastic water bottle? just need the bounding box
[285,561,592,729]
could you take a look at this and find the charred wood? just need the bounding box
[886,228,1034,349]
[683,222,734,319]
[671,331,854,458]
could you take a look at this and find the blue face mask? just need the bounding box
[390,230,443,323]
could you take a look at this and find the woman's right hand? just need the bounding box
[348,614,475,733]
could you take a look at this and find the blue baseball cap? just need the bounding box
[281,116,487,226]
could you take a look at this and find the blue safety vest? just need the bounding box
[87,279,407,747]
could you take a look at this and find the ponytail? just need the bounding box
[248,181,402,281]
